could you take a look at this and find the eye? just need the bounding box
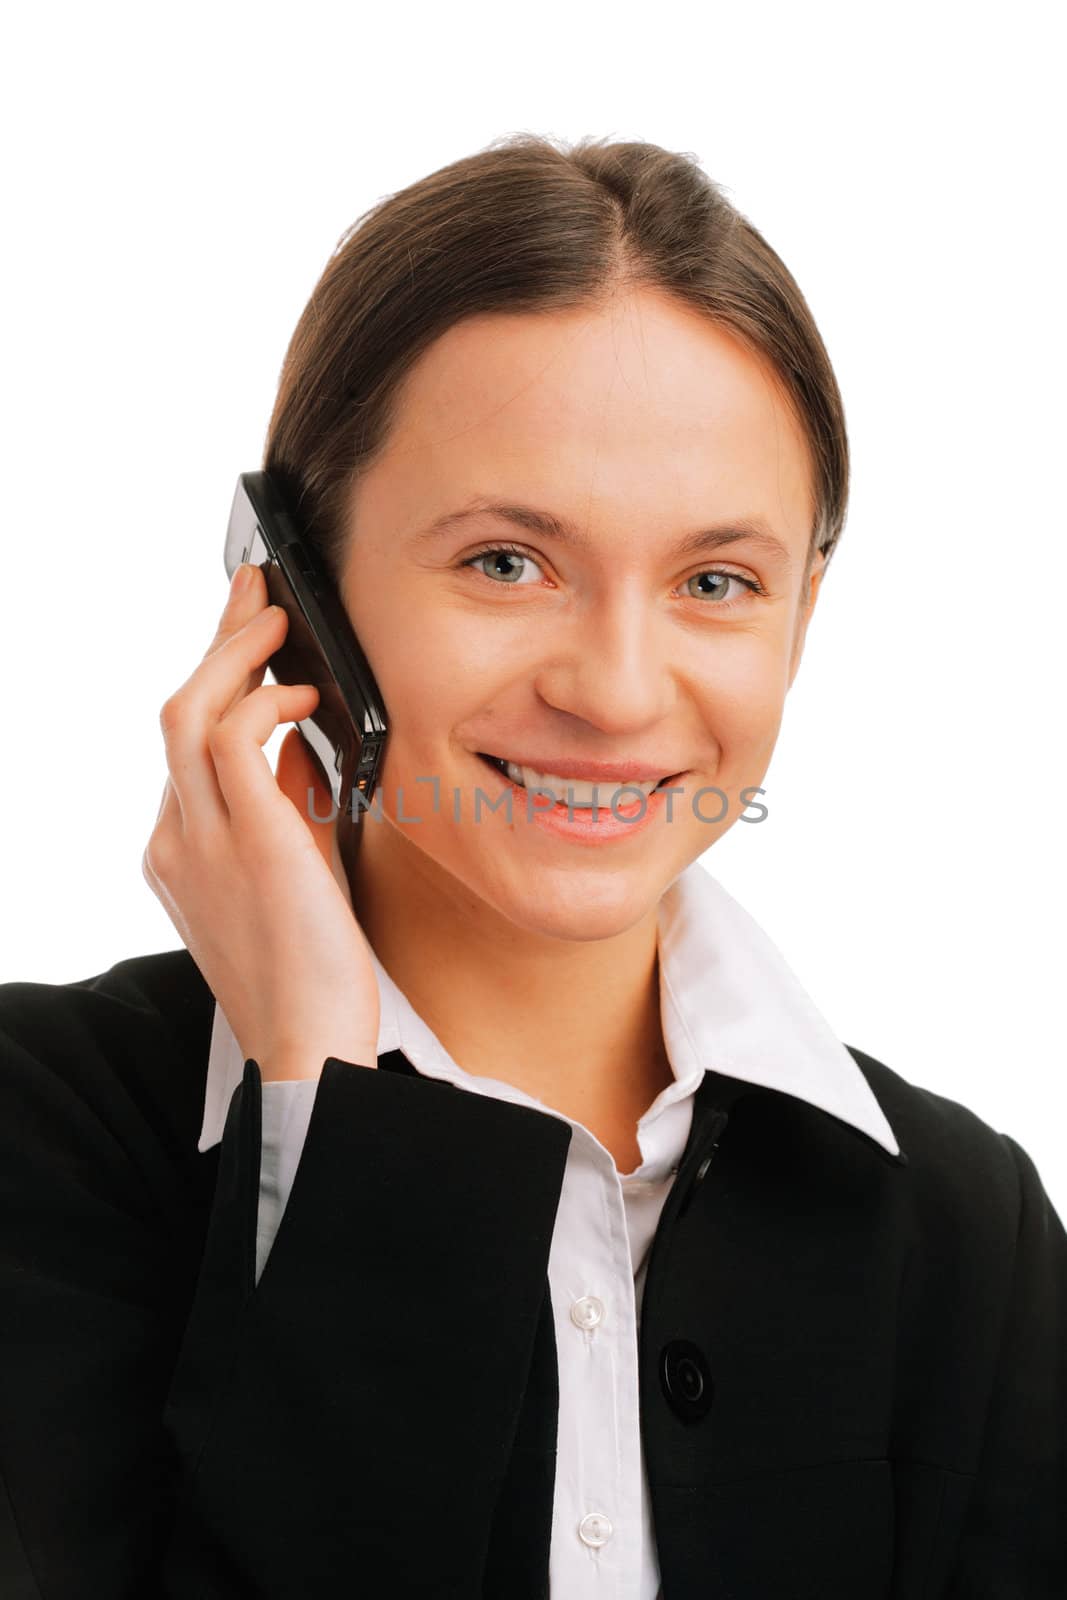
[459,543,766,608]
[684,569,764,608]
[461,542,547,586]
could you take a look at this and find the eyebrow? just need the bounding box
[411,496,793,564]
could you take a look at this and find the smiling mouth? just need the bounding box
[474,752,684,797]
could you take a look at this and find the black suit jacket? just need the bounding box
[0,947,1063,1599]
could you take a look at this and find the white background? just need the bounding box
[2,2,1063,1213]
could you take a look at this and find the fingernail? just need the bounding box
[231,563,254,597]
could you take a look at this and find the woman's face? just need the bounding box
[338,285,824,941]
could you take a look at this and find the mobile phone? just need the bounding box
[223,471,387,817]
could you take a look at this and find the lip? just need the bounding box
[473,751,687,847]
[475,750,684,784]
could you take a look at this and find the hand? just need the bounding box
[142,562,380,1081]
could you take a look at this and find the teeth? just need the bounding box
[502,761,662,807]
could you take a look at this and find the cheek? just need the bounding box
[691,638,793,751]
[357,580,552,748]
[381,674,453,771]
[355,588,460,726]
[364,613,487,769]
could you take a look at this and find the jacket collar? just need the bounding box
[199,862,903,1162]
[656,864,903,1160]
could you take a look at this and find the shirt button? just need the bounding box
[578,1511,613,1548]
[570,1295,605,1331]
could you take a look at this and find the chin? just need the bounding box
[471,851,667,945]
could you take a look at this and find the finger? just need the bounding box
[208,680,321,834]
[143,776,182,876]
[205,562,270,659]
[156,562,264,825]
[161,604,287,826]
[154,776,172,825]
[205,562,275,715]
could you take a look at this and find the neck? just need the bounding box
[342,816,673,1167]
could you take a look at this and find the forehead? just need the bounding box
[359,286,815,552]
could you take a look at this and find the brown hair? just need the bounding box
[263,133,849,588]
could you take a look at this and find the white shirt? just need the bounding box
[198,861,901,1599]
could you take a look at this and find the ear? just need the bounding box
[787,548,827,691]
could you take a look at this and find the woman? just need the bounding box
[1,134,1063,1599]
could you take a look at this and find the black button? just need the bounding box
[659,1339,714,1423]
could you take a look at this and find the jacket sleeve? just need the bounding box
[0,992,199,1599]
[0,987,571,1599]
[945,1132,1067,1596]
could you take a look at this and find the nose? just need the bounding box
[532,589,677,735]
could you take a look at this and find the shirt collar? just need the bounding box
[198,861,901,1160]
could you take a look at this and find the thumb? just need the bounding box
[276,727,354,909]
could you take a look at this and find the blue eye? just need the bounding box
[462,543,545,585]
[685,570,761,604]
[460,541,765,610]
